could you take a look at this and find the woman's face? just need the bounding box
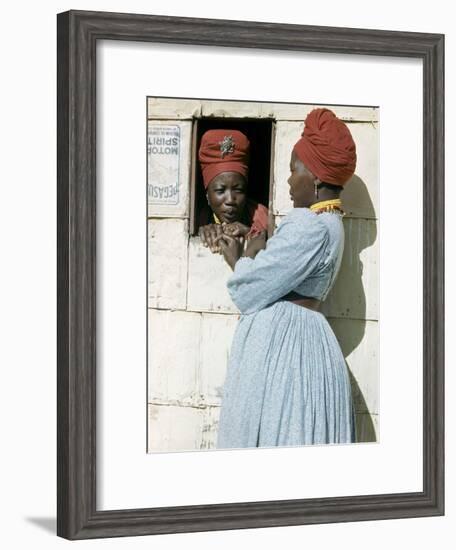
[206,172,247,224]
[288,150,317,208]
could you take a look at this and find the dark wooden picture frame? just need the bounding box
[57,9,444,540]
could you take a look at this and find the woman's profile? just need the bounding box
[215,108,357,448]
[197,129,269,253]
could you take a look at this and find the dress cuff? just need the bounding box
[235,256,253,266]
[230,256,252,276]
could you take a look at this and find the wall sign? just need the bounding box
[148,124,180,205]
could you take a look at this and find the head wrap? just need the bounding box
[293,108,357,186]
[198,129,250,188]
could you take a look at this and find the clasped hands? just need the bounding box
[199,222,267,270]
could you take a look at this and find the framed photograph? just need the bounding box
[57,10,444,539]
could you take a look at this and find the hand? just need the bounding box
[214,233,244,270]
[198,223,225,253]
[222,222,250,240]
[243,230,267,259]
[222,222,250,251]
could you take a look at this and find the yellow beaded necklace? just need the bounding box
[309,198,345,215]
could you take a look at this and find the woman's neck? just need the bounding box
[309,188,340,207]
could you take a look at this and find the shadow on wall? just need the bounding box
[325,174,378,443]
[348,370,377,443]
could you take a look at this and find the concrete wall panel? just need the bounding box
[148,218,189,309]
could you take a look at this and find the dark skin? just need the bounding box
[198,172,251,253]
[288,150,341,208]
[215,231,268,270]
[217,151,342,269]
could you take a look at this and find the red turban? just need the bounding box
[293,108,357,186]
[198,129,249,188]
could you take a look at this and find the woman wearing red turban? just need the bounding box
[215,108,358,448]
[198,129,269,253]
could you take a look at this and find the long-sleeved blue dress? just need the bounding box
[216,207,356,449]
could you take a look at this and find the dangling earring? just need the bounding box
[314,179,321,199]
[206,194,210,205]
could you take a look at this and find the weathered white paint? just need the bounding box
[148,97,202,119]
[148,308,200,404]
[147,120,192,218]
[148,308,238,407]
[200,406,221,450]
[341,122,379,219]
[147,97,378,123]
[148,404,205,453]
[187,236,239,314]
[201,100,264,119]
[272,121,299,215]
[199,313,239,406]
[148,218,189,310]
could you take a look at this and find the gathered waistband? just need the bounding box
[280,291,321,311]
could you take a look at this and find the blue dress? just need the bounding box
[217,208,356,448]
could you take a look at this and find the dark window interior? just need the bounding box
[192,117,274,235]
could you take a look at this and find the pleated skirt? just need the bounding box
[216,301,356,449]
